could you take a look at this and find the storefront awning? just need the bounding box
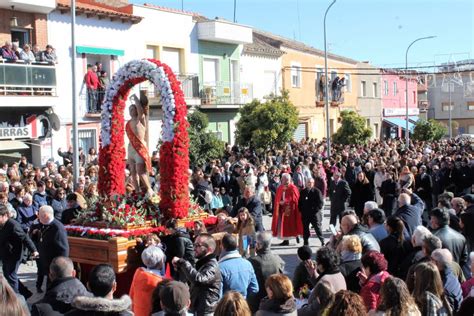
[384,117,415,131]
[0,140,29,151]
[408,116,419,123]
[76,46,124,56]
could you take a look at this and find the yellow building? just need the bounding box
[255,31,359,140]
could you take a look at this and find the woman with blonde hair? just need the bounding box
[215,290,251,316]
[0,275,29,316]
[236,207,256,257]
[413,262,452,316]
[339,235,363,292]
[257,274,297,316]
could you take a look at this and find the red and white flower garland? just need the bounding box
[98,59,190,219]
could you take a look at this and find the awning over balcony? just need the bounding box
[409,116,419,122]
[76,46,125,56]
[384,117,415,131]
[0,140,29,151]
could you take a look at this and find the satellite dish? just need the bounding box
[48,113,60,131]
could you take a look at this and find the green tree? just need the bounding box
[333,110,372,145]
[236,91,299,150]
[188,110,224,167]
[413,119,447,141]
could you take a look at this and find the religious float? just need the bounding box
[66,59,216,289]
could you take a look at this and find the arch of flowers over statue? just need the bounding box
[98,59,189,219]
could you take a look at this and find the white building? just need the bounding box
[241,32,284,101]
[47,0,141,162]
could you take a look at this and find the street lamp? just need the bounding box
[324,0,336,158]
[71,0,80,185]
[405,35,436,146]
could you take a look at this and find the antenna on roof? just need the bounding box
[233,0,237,23]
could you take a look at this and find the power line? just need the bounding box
[283,63,474,71]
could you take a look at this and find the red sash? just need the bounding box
[126,121,152,172]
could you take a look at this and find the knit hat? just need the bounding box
[297,245,312,261]
[159,281,190,313]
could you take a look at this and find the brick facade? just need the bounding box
[0,9,48,47]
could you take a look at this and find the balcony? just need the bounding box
[81,74,202,116]
[0,60,57,107]
[0,0,56,14]
[200,81,253,107]
[315,90,344,107]
[197,19,253,45]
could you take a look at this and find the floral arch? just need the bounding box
[98,59,190,219]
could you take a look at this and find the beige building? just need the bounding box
[255,30,359,141]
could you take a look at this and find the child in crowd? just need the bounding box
[236,207,255,257]
[292,245,314,295]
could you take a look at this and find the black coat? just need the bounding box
[177,253,221,316]
[162,230,195,281]
[329,179,351,214]
[32,277,91,315]
[433,225,469,269]
[349,181,375,218]
[61,207,81,225]
[379,179,399,217]
[298,187,324,217]
[339,259,361,293]
[415,172,433,201]
[380,233,413,278]
[0,218,36,262]
[37,219,69,275]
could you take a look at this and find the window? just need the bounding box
[71,129,97,155]
[393,82,397,96]
[161,47,182,74]
[384,80,389,95]
[203,58,219,84]
[442,102,454,111]
[344,74,351,92]
[361,81,367,97]
[291,63,302,88]
[11,29,30,48]
[373,82,378,97]
[467,102,474,111]
[264,71,277,96]
[146,45,158,59]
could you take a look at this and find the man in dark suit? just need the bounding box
[299,178,325,246]
[232,185,263,232]
[36,205,69,286]
[329,171,351,226]
[415,165,433,217]
[0,205,38,292]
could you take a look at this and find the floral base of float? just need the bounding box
[66,214,217,273]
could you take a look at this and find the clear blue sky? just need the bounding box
[130,0,473,67]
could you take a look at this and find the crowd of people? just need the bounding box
[0,137,473,315]
[0,41,58,64]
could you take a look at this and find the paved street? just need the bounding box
[16,200,333,304]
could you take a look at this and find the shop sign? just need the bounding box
[0,115,38,140]
[384,108,419,116]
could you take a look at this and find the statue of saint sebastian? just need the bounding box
[126,91,153,196]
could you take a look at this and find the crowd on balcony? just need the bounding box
[0,41,57,64]
[83,63,109,114]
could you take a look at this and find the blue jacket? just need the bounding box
[16,203,38,232]
[394,193,424,236]
[33,192,49,208]
[441,267,463,312]
[368,224,388,243]
[218,250,259,298]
